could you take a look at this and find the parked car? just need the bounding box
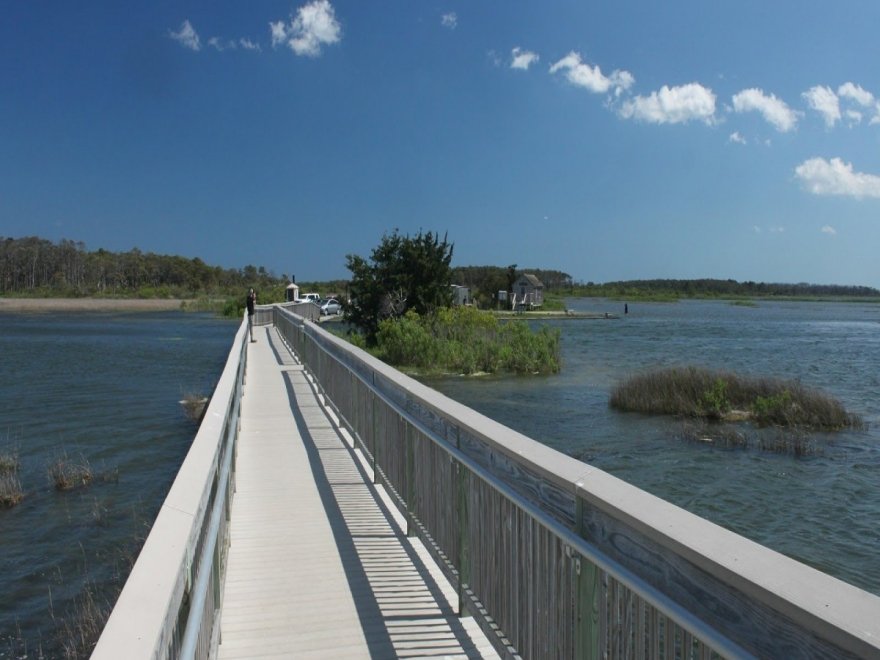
[300,292,321,304]
[320,298,342,315]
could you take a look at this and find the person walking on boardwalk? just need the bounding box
[246,288,257,342]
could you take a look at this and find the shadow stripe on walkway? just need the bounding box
[219,324,498,659]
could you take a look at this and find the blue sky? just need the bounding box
[3,1,880,287]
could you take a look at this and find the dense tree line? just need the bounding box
[1,236,283,296]
[573,278,880,298]
[7,235,875,302]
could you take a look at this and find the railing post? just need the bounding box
[405,421,415,537]
[371,390,379,483]
[574,495,600,659]
[456,428,471,618]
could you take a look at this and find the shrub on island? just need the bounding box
[372,306,561,375]
[610,366,863,430]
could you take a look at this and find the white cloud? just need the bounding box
[845,109,863,124]
[204,34,262,53]
[769,226,785,233]
[618,83,716,125]
[729,131,746,144]
[731,88,799,132]
[795,157,880,199]
[549,52,634,96]
[753,225,762,234]
[837,82,880,125]
[441,12,457,29]
[802,85,840,128]
[270,21,287,46]
[270,0,341,57]
[169,20,201,52]
[821,225,837,235]
[510,47,539,71]
[838,82,874,107]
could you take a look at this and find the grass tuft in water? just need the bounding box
[180,391,209,422]
[0,447,24,507]
[677,421,824,457]
[611,366,863,430]
[48,451,93,491]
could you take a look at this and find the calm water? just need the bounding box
[1,302,878,655]
[0,311,236,656]
[427,299,880,595]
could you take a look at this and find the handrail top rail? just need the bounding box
[92,316,249,659]
[280,305,880,656]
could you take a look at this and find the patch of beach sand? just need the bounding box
[0,298,187,313]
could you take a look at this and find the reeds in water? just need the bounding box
[180,391,209,422]
[678,422,822,456]
[0,448,24,507]
[610,366,863,430]
[48,451,93,491]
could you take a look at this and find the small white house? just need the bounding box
[450,284,470,306]
[512,273,544,309]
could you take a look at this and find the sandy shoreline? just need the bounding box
[0,298,188,313]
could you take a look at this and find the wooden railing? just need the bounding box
[92,314,248,659]
[274,306,880,659]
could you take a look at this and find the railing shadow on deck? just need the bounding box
[280,361,488,657]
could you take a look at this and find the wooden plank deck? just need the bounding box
[218,324,499,659]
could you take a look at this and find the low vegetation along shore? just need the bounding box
[353,306,561,375]
[610,366,863,430]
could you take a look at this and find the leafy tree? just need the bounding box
[346,230,454,344]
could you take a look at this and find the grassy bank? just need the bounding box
[365,306,561,375]
[610,366,863,430]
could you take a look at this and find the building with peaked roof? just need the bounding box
[513,273,544,309]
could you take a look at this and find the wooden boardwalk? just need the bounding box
[218,324,498,659]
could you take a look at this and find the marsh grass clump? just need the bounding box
[0,448,24,508]
[56,582,111,659]
[678,422,749,450]
[678,421,823,456]
[180,391,209,422]
[48,451,93,491]
[611,366,863,430]
[0,449,20,473]
[758,429,820,457]
[0,472,24,507]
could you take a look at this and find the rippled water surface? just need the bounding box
[0,311,236,656]
[426,299,880,595]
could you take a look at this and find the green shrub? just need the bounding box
[701,378,730,419]
[376,310,439,368]
[373,307,560,375]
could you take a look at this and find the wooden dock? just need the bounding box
[218,324,498,658]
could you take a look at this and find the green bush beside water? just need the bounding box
[610,366,863,430]
[372,306,561,375]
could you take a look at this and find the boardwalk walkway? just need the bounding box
[218,324,498,659]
